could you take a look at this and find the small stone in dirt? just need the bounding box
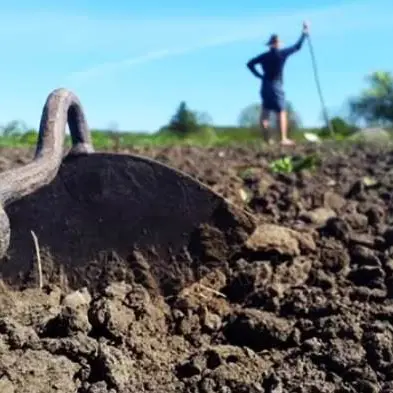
[181,344,272,390]
[365,204,385,226]
[41,335,98,361]
[386,262,393,282]
[0,376,14,393]
[88,297,135,341]
[0,156,11,171]
[96,344,134,391]
[103,282,133,300]
[382,382,393,393]
[319,239,350,273]
[321,217,351,243]
[349,233,376,249]
[326,339,366,372]
[343,212,368,230]
[299,207,336,226]
[349,245,381,267]
[350,287,387,303]
[346,180,366,199]
[302,337,323,352]
[346,365,378,384]
[276,173,296,185]
[176,355,206,378]
[383,227,393,248]
[323,191,346,212]
[245,224,316,257]
[347,266,385,289]
[42,306,91,337]
[262,373,283,393]
[362,329,393,372]
[273,257,312,292]
[223,260,272,303]
[86,381,109,393]
[202,309,222,332]
[61,287,91,310]
[223,309,294,351]
[352,380,380,393]
[308,268,334,290]
[0,317,40,349]
[257,175,275,195]
[1,349,80,393]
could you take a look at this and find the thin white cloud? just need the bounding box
[65,0,392,83]
[67,32,267,82]
[69,50,173,80]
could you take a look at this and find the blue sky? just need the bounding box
[0,0,392,132]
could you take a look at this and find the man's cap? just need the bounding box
[266,34,280,46]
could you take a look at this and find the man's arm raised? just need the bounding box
[281,21,309,58]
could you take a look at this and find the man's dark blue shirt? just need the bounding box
[247,32,307,83]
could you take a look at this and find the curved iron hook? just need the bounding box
[0,87,94,259]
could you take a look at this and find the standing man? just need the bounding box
[246,21,309,146]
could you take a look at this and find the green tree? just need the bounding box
[349,71,393,126]
[20,130,39,145]
[319,116,357,138]
[168,101,200,136]
[238,103,260,128]
[238,102,301,131]
[195,111,213,127]
[0,120,28,136]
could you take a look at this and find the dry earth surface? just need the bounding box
[0,142,393,392]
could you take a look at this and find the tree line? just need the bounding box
[162,70,393,138]
[1,70,392,140]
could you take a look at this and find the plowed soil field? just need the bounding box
[0,142,393,393]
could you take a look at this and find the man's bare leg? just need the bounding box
[260,108,274,144]
[277,110,295,146]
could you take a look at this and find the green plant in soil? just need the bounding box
[269,154,321,174]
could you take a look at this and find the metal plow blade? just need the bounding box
[1,152,255,290]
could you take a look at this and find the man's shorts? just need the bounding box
[260,80,286,112]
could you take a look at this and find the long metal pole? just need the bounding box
[306,34,334,136]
